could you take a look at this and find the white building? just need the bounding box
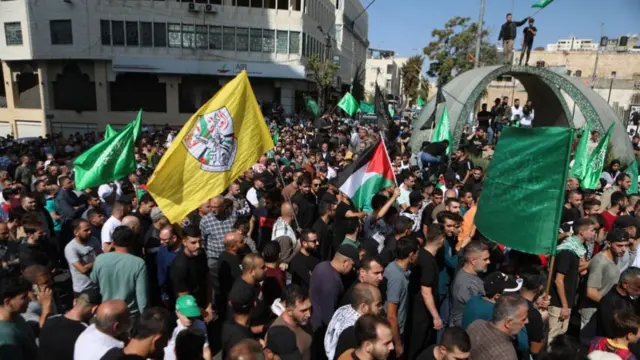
[546,37,598,52]
[0,0,368,137]
[364,49,402,102]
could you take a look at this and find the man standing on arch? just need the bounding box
[498,13,530,65]
[520,18,537,66]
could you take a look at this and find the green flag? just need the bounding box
[105,124,119,140]
[570,122,591,180]
[360,101,375,114]
[475,127,574,255]
[337,93,359,116]
[627,158,639,194]
[267,128,279,159]
[582,124,614,190]
[74,110,142,190]
[416,98,425,107]
[304,95,321,117]
[432,103,453,154]
[388,105,395,118]
[532,0,554,8]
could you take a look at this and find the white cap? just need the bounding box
[97,184,113,202]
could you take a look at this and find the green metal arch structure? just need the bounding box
[410,65,634,165]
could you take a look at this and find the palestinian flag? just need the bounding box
[337,140,396,211]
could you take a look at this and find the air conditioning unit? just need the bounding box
[204,4,217,13]
[188,3,200,12]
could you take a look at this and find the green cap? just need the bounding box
[175,295,201,318]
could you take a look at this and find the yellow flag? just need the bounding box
[147,71,274,223]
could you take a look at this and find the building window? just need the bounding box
[250,28,262,52]
[112,21,125,46]
[100,20,111,45]
[153,22,166,47]
[195,25,207,49]
[293,0,301,11]
[140,22,152,47]
[126,21,139,46]
[575,70,582,77]
[386,64,393,74]
[289,31,300,54]
[4,22,22,46]
[209,26,222,50]
[276,30,288,54]
[236,27,249,51]
[386,80,391,89]
[182,24,195,48]
[251,0,262,7]
[223,26,235,51]
[277,0,288,10]
[168,23,181,48]
[50,20,73,45]
[263,29,275,52]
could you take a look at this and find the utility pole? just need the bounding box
[474,0,486,68]
[591,23,604,89]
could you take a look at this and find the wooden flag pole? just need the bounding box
[544,255,556,298]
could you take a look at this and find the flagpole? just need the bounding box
[273,161,302,231]
[379,132,398,187]
[544,255,556,303]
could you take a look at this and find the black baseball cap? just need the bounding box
[607,228,629,243]
[613,215,636,230]
[484,272,523,297]
[337,244,359,263]
[266,326,303,360]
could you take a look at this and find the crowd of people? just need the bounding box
[0,103,639,360]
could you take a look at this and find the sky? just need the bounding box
[366,0,640,60]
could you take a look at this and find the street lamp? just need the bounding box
[607,71,616,104]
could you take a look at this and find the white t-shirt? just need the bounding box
[101,216,121,245]
[164,319,209,360]
[511,106,524,121]
[74,324,124,360]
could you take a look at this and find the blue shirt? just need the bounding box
[462,295,495,329]
[157,246,180,296]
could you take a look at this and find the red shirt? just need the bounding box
[589,337,636,360]
[601,211,618,232]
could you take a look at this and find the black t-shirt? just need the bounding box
[170,250,209,308]
[469,135,488,156]
[550,250,580,307]
[221,320,254,360]
[561,207,581,225]
[417,345,437,360]
[409,248,440,319]
[333,202,355,250]
[421,204,437,228]
[38,315,87,360]
[217,251,243,309]
[522,299,544,359]
[477,110,492,130]
[252,207,279,251]
[100,348,145,360]
[288,252,320,289]
[334,325,357,360]
[523,26,537,44]
[453,158,474,181]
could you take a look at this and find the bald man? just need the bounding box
[215,232,246,319]
[200,195,237,280]
[74,299,131,360]
[121,215,144,256]
[272,202,300,266]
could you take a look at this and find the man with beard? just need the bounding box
[422,188,443,236]
[65,219,102,294]
[55,176,87,243]
[579,229,627,328]
[561,190,583,225]
[498,13,529,65]
[169,226,213,323]
[337,315,395,360]
[100,307,172,360]
[156,225,181,307]
[201,195,237,280]
[313,201,335,261]
[327,283,384,360]
[288,230,320,289]
[226,182,251,217]
[449,241,491,327]
[291,175,318,229]
[187,199,211,230]
[252,190,281,252]
[246,176,266,208]
[601,173,632,210]
[135,193,157,236]
[406,224,446,359]
[341,254,385,306]
[231,253,267,332]
[463,167,484,194]
[267,284,313,360]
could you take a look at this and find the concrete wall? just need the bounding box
[514,51,640,80]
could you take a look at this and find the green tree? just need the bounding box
[351,62,366,103]
[305,54,340,111]
[424,16,499,85]
[400,56,430,106]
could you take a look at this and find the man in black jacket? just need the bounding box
[519,18,537,66]
[498,13,529,65]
